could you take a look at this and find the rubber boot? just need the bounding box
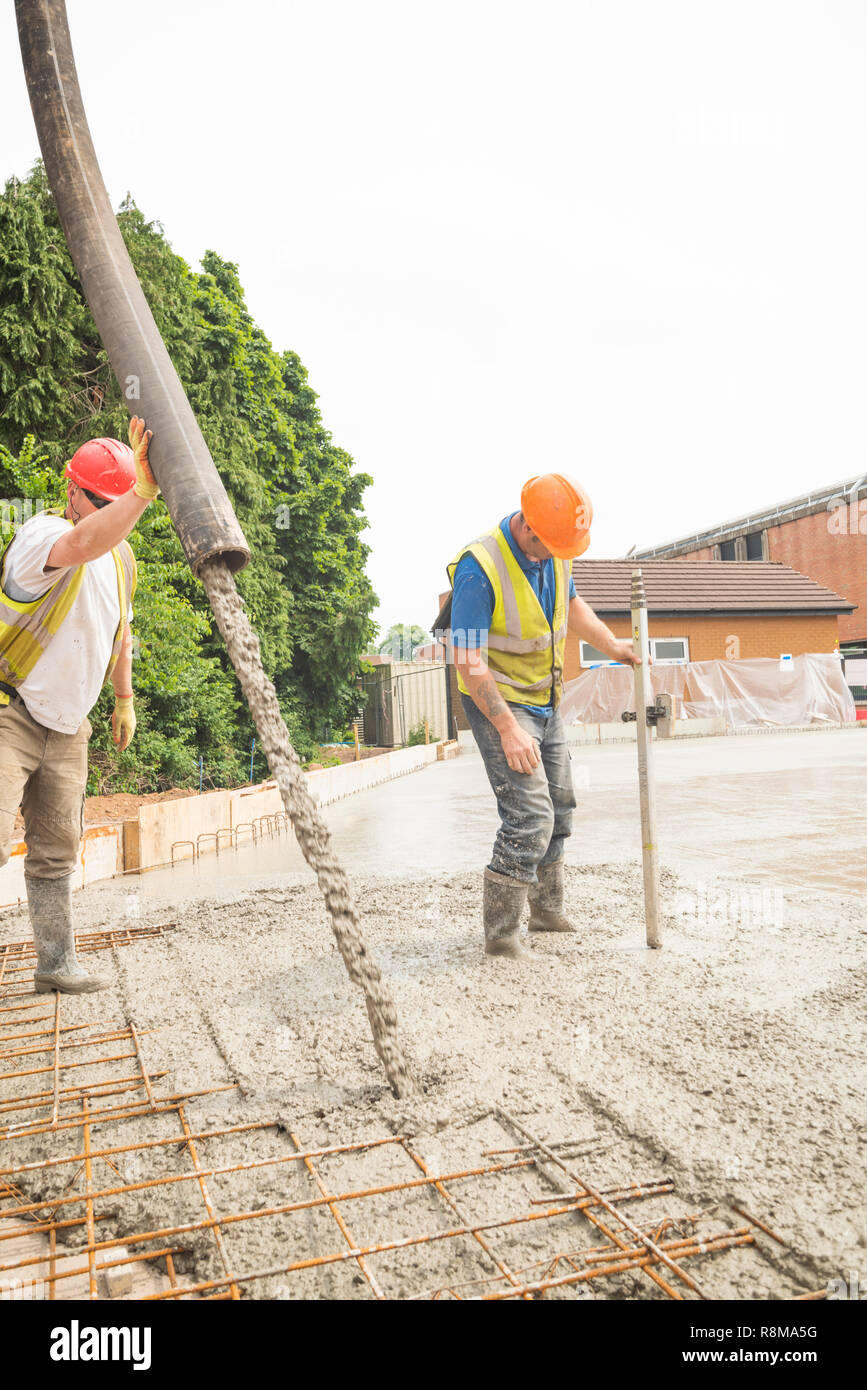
[483,868,528,959]
[528,861,576,933]
[27,874,110,994]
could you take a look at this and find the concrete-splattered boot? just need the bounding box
[528,861,576,933]
[27,874,110,994]
[483,868,528,959]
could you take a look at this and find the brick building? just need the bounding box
[438,559,853,732]
[564,559,852,678]
[632,476,866,700]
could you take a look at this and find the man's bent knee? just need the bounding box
[24,813,82,879]
[0,808,19,871]
[493,801,555,880]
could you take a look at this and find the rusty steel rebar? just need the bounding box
[177,1103,241,1301]
[0,1093,763,1302]
[0,1146,545,1225]
[731,1204,788,1246]
[400,1138,531,1300]
[0,923,172,958]
[0,939,775,1301]
[8,1244,189,1299]
[289,1129,386,1301]
[1,1024,155,1067]
[136,1192,662,1301]
[528,1177,674,1205]
[416,1224,752,1300]
[50,991,60,1129]
[479,1230,755,1301]
[0,1167,636,1277]
[0,1017,108,1054]
[81,1095,97,1300]
[0,1043,149,1085]
[0,1140,659,1257]
[0,1118,277,1181]
[0,925,172,1007]
[0,1074,174,1139]
[128,1021,156,1111]
[497,1107,708,1299]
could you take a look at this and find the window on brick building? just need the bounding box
[719,540,736,561]
[843,645,867,708]
[650,637,690,665]
[579,641,620,667]
[581,637,691,666]
[746,531,764,560]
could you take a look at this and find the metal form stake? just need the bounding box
[631,568,662,948]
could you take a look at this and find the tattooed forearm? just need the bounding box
[456,651,515,729]
[473,674,510,723]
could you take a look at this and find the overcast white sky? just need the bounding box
[2,1,866,635]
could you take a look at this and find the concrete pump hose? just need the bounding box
[15,0,250,575]
[16,0,417,1100]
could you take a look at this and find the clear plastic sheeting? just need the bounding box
[560,654,856,728]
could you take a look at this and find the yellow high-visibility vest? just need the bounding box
[0,511,137,706]
[447,525,570,708]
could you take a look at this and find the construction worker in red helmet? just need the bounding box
[444,474,640,960]
[0,418,158,992]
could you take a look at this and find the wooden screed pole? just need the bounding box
[631,568,662,948]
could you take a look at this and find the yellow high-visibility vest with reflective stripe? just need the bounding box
[447,525,570,708]
[0,511,137,706]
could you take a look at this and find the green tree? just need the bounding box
[0,165,378,789]
[377,623,429,660]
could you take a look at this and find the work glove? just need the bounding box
[112,694,136,750]
[129,417,159,501]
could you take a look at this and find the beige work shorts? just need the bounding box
[0,695,91,880]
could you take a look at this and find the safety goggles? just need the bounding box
[81,488,112,510]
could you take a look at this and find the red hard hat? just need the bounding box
[521,473,593,559]
[65,437,136,501]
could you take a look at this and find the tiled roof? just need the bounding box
[571,559,855,613]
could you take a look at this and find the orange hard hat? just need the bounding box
[65,437,136,500]
[521,474,593,558]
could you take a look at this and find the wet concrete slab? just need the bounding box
[129,729,866,907]
[4,729,863,1299]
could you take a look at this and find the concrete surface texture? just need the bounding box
[1,729,863,1298]
[0,742,446,907]
[142,727,866,895]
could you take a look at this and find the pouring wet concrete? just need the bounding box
[1,728,863,1298]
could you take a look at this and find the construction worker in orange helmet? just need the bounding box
[444,473,639,960]
[0,418,159,993]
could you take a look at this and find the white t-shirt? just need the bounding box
[2,513,133,734]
